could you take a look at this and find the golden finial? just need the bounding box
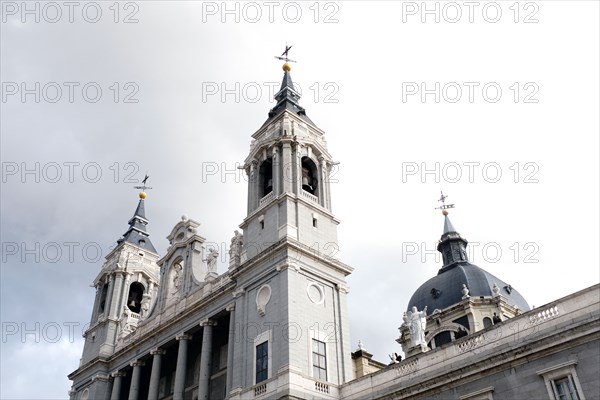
[442,209,448,216]
[283,63,291,72]
[134,174,152,200]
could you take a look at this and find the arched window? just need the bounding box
[127,282,145,313]
[483,317,493,328]
[99,283,109,313]
[259,158,273,197]
[301,157,318,196]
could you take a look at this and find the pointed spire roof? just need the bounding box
[117,193,157,253]
[443,213,456,234]
[261,63,315,127]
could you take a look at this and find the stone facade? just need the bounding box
[69,65,600,400]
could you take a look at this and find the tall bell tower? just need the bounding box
[240,61,339,262]
[228,60,353,398]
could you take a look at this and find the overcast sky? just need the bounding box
[1,1,599,398]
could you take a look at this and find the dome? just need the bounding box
[407,261,530,313]
[407,212,530,313]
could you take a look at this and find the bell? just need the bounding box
[129,300,136,307]
[266,178,272,191]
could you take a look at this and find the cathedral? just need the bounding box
[69,62,600,400]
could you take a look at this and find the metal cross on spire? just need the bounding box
[134,174,152,192]
[435,191,455,212]
[274,43,297,63]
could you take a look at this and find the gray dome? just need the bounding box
[407,262,530,313]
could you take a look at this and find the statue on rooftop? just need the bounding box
[407,306,428,347]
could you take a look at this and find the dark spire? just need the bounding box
[437,211,469,272]
[264,63,314,125]
[443,213,456,234]
[117,193,157,253]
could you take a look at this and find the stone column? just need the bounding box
[105,275,114,316]
[148,348,166,400]
[90,284,101,323]
[173,333,192,400]
[128,360,145,400]
[282,142,293,193]
[109,272,124,320]
[225,305,236,394]
[198,319,216,400]
[248,162,257,213]
[319,157,329,209]
[272,146,280,196]
[110,371,126,400]
[120,273,132,314]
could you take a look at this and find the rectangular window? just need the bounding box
[312,339,327,381]
[553,376,580,400]
[537,361,584,400]
[256,341,268,384]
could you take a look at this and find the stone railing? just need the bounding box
[259,192,274,206]
[315,381,330,394]
[456,333,485,353]
[301,190,318,203]
[529,305,559,325]
[254,383,267,396]
[393,358,419,376]
[340,285,600,400]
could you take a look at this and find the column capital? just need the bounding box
[91,372,110,382]
[200,318,217,327]
[112,371,127,378]
[130,360,145,367]
[336,283,350,294]
[176,333,192,341]
[225,303,235,312]
[150,348,167,356]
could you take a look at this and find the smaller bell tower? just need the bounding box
[77,190,160,398]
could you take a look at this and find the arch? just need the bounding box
[127,281,145,313]
[258,158,273,198]
[483,317,493,328]
[301,156,319,196]
[98,282,109,313]
[425,322,470,344]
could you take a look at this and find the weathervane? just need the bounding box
[435,191,455,215]
[274,43,297,64]
[134,174,152,199]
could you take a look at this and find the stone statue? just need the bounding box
[492,312,502,324]
[207,248,219,273]
[140,293,150,317]
[229,230,243,268]
[171,263,183,293]
[402,312,410,326]
[407,306,427,347]
[388,352,402,364]
[461,284,470,299]
[492,282,500,297]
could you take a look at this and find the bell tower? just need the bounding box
[227,58,353,398]
[240,62,339,261]
[76,191,160,397]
